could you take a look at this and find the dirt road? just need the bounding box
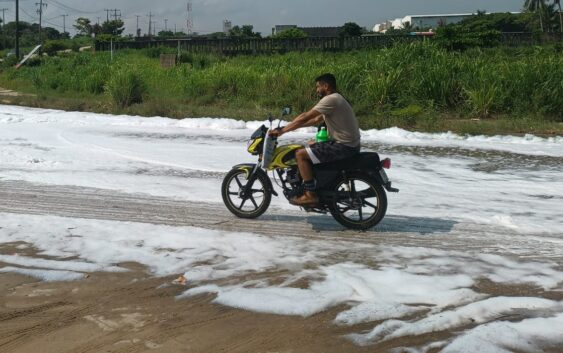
[0,180,561,353]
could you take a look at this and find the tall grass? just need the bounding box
[2,42,562,123]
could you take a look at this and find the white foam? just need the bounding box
[441,313,563,353]
[0,254,126,273]
[0,266,84,281]
[348,297,561,345]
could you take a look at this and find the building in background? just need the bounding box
[373,21,392,33]
[223,19,232,34]
[373,13,474,33]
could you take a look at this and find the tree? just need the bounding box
[158,30,174,38]
[460,12,528,32]
[554,0,563,32]
[206,31,226,39]
[101,20,124,36]
[525,0,547,31]
[92,23,102,36]
[43,27,62,40]
[339,22,363,36]
[273,28,308,39]
[74,17,93,36]
[229,25,261,38]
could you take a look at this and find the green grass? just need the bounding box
[0,42,562,135]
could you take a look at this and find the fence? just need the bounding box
[95,35,425,54]
[94,33,562,55]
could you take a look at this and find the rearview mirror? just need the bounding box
[281,107,292,116]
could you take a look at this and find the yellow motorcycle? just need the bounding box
[221,108,398,230]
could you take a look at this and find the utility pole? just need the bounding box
[15,0,19,58]
[0,8,8,51]
[135,15,140,37]
[165,18,168,31]
[111,9,121,21]
[61,14,68,35]
[104,9,110,22]
[35,0,48,45]
[96,17,100,25]
[0,8,8,29]
[147,12,153,38]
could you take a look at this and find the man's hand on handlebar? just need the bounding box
[268,127,284,137]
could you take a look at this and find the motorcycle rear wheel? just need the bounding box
[222,169,272,219]
[328,172,387,230]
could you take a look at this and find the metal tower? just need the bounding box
[187,2,193,35]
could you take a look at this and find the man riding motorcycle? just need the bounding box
[269,73,361,206]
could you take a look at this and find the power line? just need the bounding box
[42,18,64,30]
[49,0,100,15]
[20,7,37,21]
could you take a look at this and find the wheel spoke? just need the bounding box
[251,189,265,193]
[228,192,239,196]
[358,206,363,221]
[239,198,247,209]
[234,175,244,189]
[249,196,259,209]
[350,180,357,195]
[364,200,378,209]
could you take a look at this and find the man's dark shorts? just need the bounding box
[305,141,360,165]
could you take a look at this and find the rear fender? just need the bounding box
[231,164,278,196]
[369,169,399,193]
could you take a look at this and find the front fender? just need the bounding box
[233,163,257,178]
[231,164,278,197]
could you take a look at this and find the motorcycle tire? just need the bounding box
[328,172,387,230]
[221,168,272,219]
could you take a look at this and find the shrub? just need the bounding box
[144,46,176,59]
[1,55,19,67]
[43,40,69,56]
[105,68,148,107]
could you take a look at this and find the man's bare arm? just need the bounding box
[299,114,324,128]
[275,109,322,135]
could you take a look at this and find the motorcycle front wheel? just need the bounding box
[221,169,272,218]
[329,172,387,230]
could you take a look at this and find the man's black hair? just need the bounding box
[315,73,337,90]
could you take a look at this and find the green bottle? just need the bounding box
[316,126,329,143]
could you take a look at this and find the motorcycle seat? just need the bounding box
[314,152,381,172]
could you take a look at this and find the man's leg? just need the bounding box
[291,148,319,206]
[296,148,314,181]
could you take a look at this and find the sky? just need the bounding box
[5,0,525,36]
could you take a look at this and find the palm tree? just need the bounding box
[554,0,563,33]
[525,0,547,31]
